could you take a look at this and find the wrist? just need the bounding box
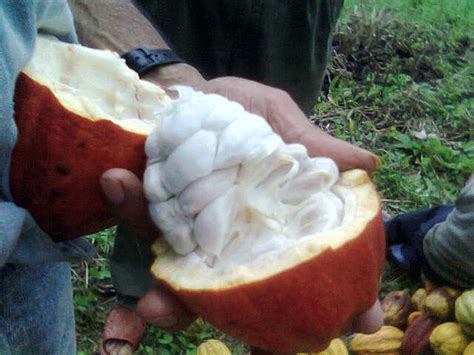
[142,63,206,91]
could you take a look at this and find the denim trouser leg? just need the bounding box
[0,262,75,355]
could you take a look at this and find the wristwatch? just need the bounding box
[121,48,185,76]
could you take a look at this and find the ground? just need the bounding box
[74,0,473,353]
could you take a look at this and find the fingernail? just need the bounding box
[372,154,382,169]
[100,177,125,205]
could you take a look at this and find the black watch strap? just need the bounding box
[121,48,185,76]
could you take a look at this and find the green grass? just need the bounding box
[316,0,473,213]
[74,1,473,353]
[343,0,474,40]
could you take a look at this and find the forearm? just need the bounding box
[67,0,204,88]
[68,0,168,52]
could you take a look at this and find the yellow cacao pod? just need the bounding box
[429,322,469,355]
[464,342,474,355]
[297,338,348,355]
[425,288,455,321]
[444,286,462,300]
[350,325,404,354]
[412,288,427,312]
[455,290,474,338]
[197,339,231,355]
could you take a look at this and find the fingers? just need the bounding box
[298,122,380,174]
[100,168,160,241]
[201,77,380,174]
[136,287,195,331]
[268,94,380,174]
[351,299,384,334]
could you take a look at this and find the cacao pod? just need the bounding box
[197,339,231,355]
[402,314,441,355]
[411,288,427,312]
[382,289,412,329]
[444,286,462,300]
[407,311,423,327]
[425,288,455,321]
[464,341,474,355]
[297,338,348,355]
[14,36,386,353]
[429,322,469,355]
[350,325,404,354]
[455,290,474,338]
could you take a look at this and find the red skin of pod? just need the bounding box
[11,73,147,240]
[154,211,386,352]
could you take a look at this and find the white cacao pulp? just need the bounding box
[144,87,356,268]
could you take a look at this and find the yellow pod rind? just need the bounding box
[197,339,231,355]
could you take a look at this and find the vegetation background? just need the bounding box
[74,0,473,353]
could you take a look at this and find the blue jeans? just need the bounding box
[0,262,75,354]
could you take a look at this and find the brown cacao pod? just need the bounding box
[382,289,412,329]
[407,311,423,327]
[401,314,441,355]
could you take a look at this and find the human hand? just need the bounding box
[98,71,382,352]
[198,77,380,173]
[144,66,379,174]
[100,169,195,354]
[101,293,382,355]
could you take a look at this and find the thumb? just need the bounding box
[100,168,159,241]
[297,120,381,174]
[351,299,383,334]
